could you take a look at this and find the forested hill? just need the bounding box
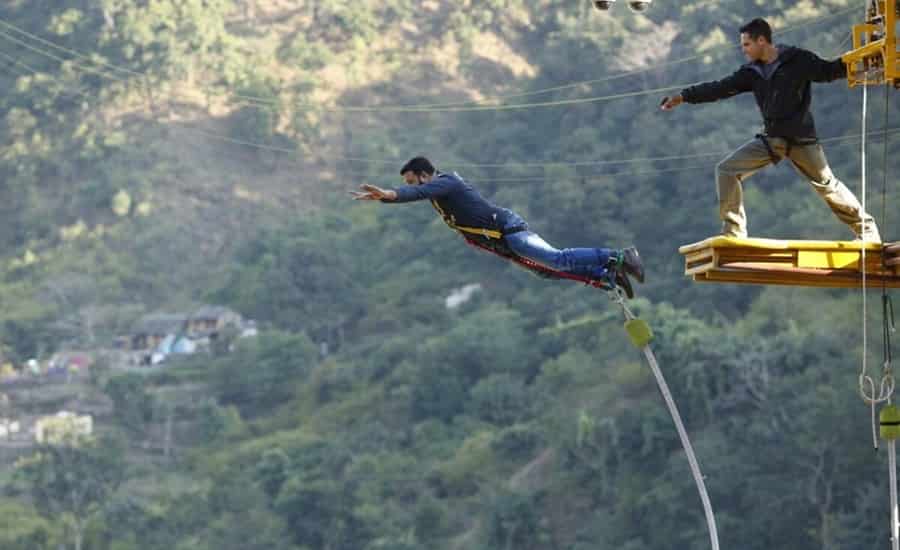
[0,1,898,549]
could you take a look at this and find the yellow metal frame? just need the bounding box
[678,236,900,288]
[844,0,900,87]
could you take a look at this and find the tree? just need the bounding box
[210,330,317,415]
[0,499,54,550]
[105,373,155,436]
[197,476,296,550]
[196,398,246,444]
[14,435,126,550]
[254,448,291,499]
[482,489,548,550]
[216,223,366,351]
[468,374,533,426]
[274,477,342,549]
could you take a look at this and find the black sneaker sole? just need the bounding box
[615,271,635,299]
[622,247,645,283]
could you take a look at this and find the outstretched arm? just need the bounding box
[350,184,397,201]
[669,69,755,106]
[807,49,848,82]
[351,176,458,203]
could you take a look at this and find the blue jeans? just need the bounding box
[501,212,614,282]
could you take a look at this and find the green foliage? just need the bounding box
[199,475,296,550]
[279,33,333,70]
[103,489,211,550]
[228,77,283,145]
[196,398,246,443]
[481,489,549,550]
[274,476,356,549]
[468,373,533,426]
[491,424,544,460]
[431,430,496,498]
[0,2,897,550]
[104,0,237,82]
[253,447,290,499]
[13,435,126,550]
[410,361,469,422]
[217,221,367,349]
[413,495,448,541]
[209,330,317,415]
[105,372,155,435]
[0,499,55,550]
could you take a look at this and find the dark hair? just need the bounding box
[400,156,435,176]
[740,18,772,43]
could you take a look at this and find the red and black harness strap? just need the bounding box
[461,235,610,289]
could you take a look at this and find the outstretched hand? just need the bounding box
[350,183,396,201]
[659,94,683,111]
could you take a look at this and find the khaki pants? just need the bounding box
[716,137,881,241]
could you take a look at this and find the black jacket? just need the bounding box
[681,45,847,141]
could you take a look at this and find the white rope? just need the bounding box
[857,75,894,420]
[608,290,720,550]
[891,438,900,550]
[857,77,887,448]
[861,80,869,389]
[857,79,895,452]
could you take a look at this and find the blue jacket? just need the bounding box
[387,172,520,237]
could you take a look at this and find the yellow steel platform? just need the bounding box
[678,236,900,288]
[843,0,900,87]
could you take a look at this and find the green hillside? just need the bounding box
[0,1,898,549]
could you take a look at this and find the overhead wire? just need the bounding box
[3,40,897,191]
[1,19,682,112]
[0,5,861,114]
[402,4,861,109]
[0,57,716,184]
[0,27,122,83]
[0,38,747,171]
[166,122,899,185]
[4,44,895,189]
[0,4,887,187]
[0,19,139,78]
[171,122,898,176]
[0,54,703,190]
[0,27,698,113]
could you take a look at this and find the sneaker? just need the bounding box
[619,247,645,283]
[614,270,635,299]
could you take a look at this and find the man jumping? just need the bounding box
[351,156,645,297]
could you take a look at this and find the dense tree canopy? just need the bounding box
[0,1,897,549]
